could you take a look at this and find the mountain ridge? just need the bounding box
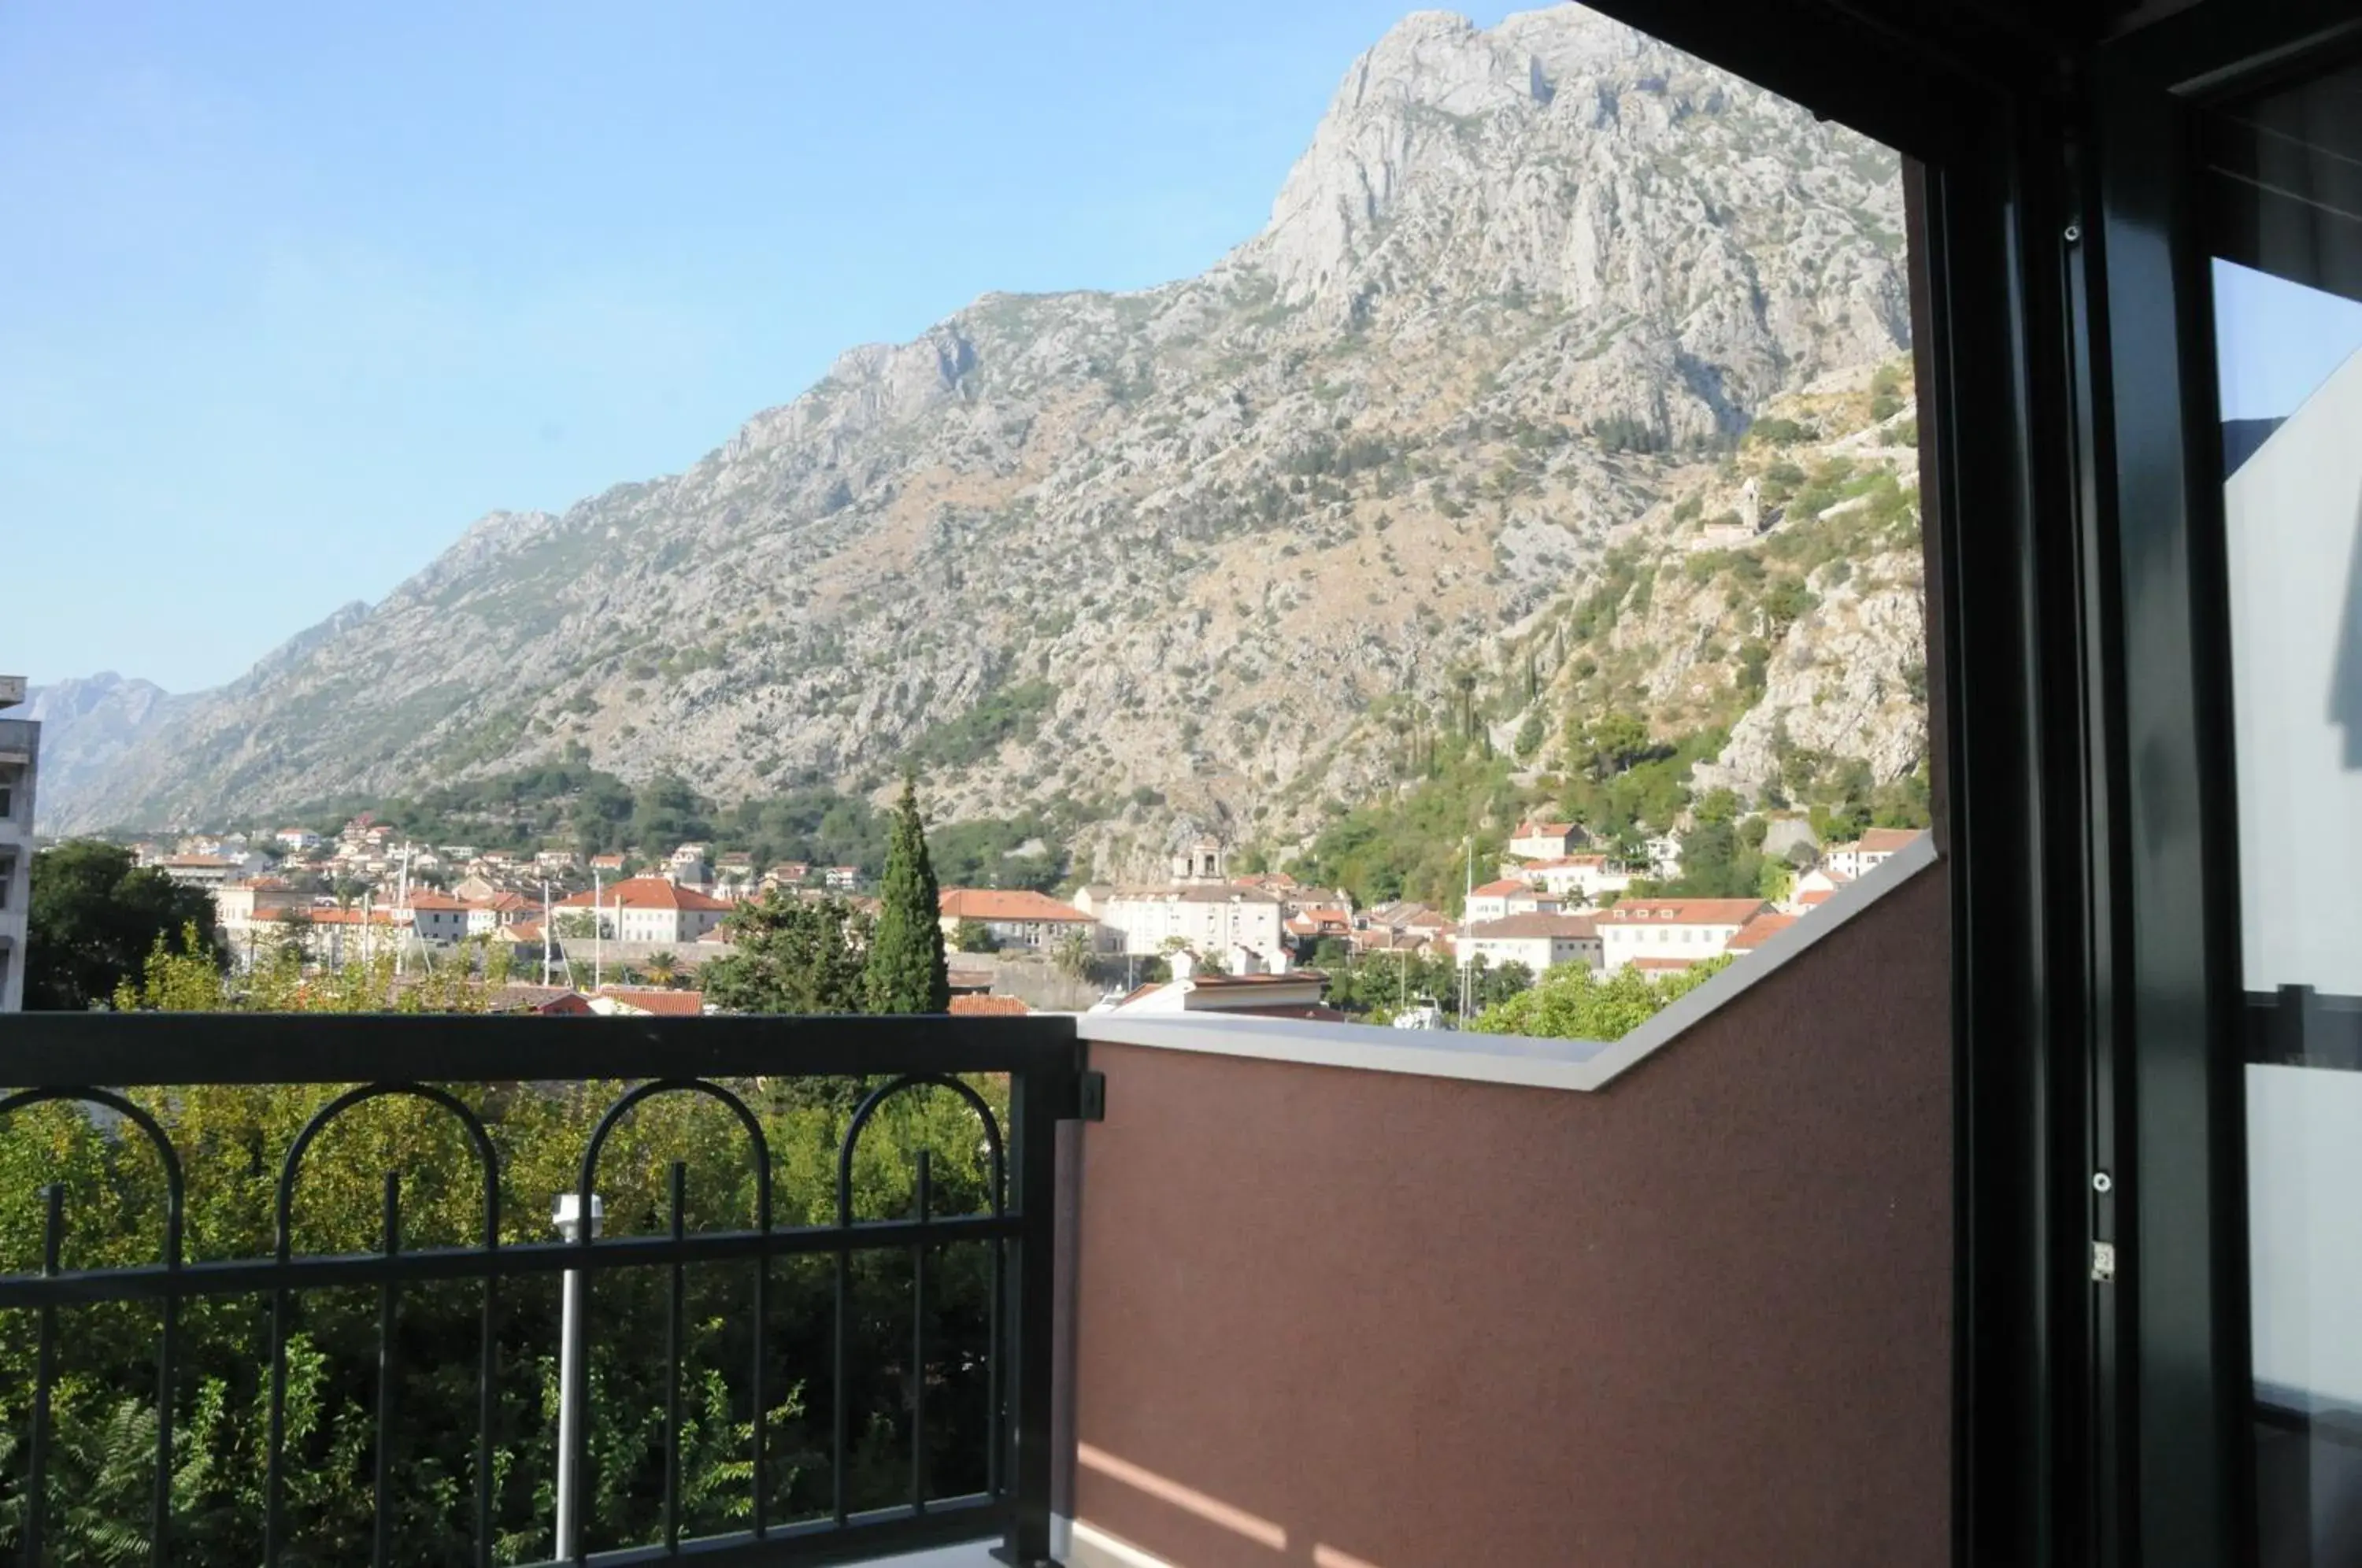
[38,6,1925,878]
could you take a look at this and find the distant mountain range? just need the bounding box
[33,6,1924,878]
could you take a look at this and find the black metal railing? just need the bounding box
[0,1011,1082,1567]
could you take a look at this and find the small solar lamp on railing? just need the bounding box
[551,1192,604,1559]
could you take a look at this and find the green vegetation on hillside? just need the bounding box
[267,759,1094,893]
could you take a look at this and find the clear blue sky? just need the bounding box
[2214,260,2362,423]
[4,1,1511,689]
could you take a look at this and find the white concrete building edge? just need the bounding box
[0,676,37,1011]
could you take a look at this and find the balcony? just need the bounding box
[0,846,1950,1567]
[0,720,31,768]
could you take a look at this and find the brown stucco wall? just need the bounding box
[1066,860,1952,1568]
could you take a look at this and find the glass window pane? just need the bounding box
[2209,50,2362,1568]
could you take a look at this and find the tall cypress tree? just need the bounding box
[863,774,950,1014]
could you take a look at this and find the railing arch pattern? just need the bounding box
[0,1011,1079,1568]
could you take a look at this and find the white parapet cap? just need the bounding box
[1075,831,1938,1093]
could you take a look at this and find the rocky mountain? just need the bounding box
[24,675,192,815]
[44,6,1924,873]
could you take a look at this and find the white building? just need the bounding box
[1464,878,1561,923]
[1594,898,1770,973]
[156,852,271,890]
[1822,827,1928,881]
[1642,833,1685,879]
[1457,914,1601,974]
[1785,865,1854,912]
[1522,854,1633,906]
[0,677,36,1011]
[394,892,473,945]
[713,852,759,899]
[1075,882,1287,960]
[666,843,711,886]
[211,882,312,963]
[556,877,732,945]
[1506,819,1584,860]
[939,889,1105,951]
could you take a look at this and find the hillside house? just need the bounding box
[1595,898,1770,973]
[1523,853,1633,905]
[1507,819,1584,860]
[1786,866,1853,913]
[1823,827,1929,881]
[1642,832,1685,878]
[1076,881,1286,959]
[938,888,1104,951]
[1465,878,1561,923]
[1284,906,1355,950]
[1728,912,1801,954]
[1457,912,1601,974]
[394,891,471,945]
[556,877,732,945]
[713,852,758,898]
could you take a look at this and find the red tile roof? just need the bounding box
[596,987,706,1016]
[1471,878,1533,898]
[950,994,1031,1017]
[1860,827,1926,852]
[939,889,1094,923]
[1728,912,1798,950]
[557,877,731,912]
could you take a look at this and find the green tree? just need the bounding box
[951,918,998,954]
[642,949,679,988]
[1512,711,1546,760]
[272,907,314,966]
[1051,928,1096,981]
[862,777,950,1014]
[1572,711,1652,781]
[1471,957,1731,1041]
[1667,819,1767,899]
[24,840,222,1010]
[701,895,870,1013]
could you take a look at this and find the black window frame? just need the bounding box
[1592,2,2360,1565]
